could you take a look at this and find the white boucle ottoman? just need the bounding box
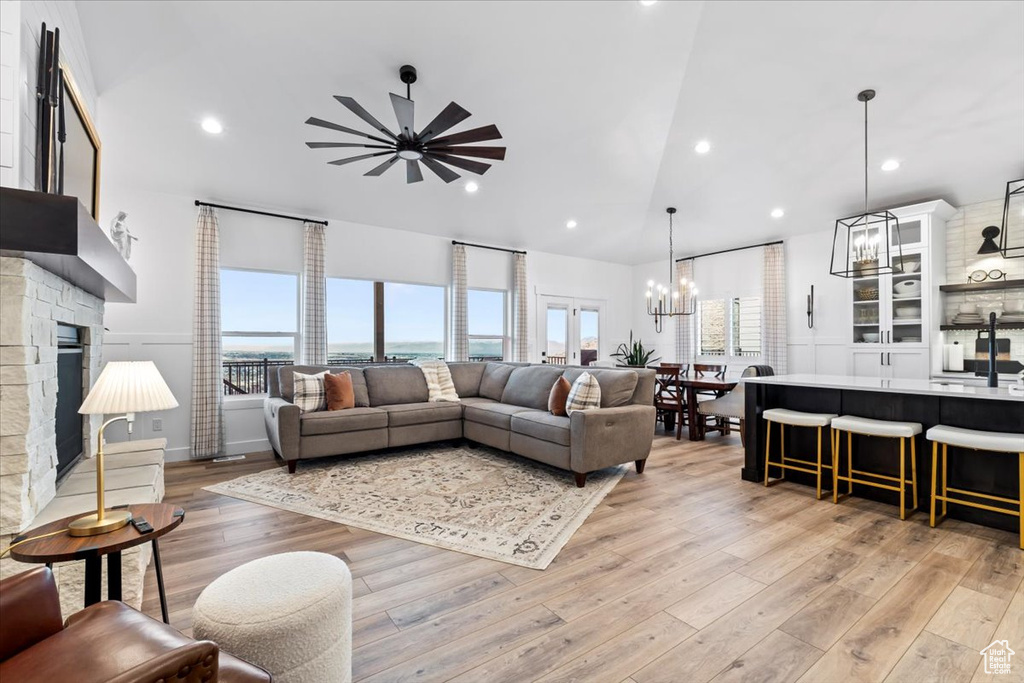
[192,551,352,683]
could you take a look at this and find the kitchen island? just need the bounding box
[743,374,1023,532]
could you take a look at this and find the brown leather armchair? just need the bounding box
[0,567,271,683]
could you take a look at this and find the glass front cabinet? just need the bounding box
[847,201,954,379]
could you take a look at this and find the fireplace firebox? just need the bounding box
[56,324,85,480]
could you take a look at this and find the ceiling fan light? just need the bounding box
[397,150,423,161]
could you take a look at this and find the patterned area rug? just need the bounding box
[205,445,625,569]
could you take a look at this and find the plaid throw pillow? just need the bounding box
[293,371,328,413]
[566,371,601,415]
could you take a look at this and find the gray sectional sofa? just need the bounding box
[264,361,656,486]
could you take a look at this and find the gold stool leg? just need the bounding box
[910,437,918,514]
[781,424,786,471]
[1018,453,1023,550]
[930,441,938,528]
[899,437,906,520]
[764,420,772,486]
[942,444,948,517]
[816,426,823,500]
[847,431,854,496]
[832,429,840,504]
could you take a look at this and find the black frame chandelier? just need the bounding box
[830,89,904,278]
[646,207,697,333]
[999,178,1024,259]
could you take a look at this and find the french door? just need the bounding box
[537,295,605,365]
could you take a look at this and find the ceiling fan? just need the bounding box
[305,65,506,184]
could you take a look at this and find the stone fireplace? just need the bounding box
[0,255,104,535]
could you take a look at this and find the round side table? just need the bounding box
[10,503,184,623]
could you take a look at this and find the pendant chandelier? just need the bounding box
[829,89,904,278]
[999,178,1024,258]
[646,207,697,333]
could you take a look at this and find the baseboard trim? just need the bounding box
[164,438,272,463]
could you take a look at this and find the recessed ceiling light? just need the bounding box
[566,219,578,229]
[464,181,479,193]
[881,159,900,171]
[639,0,658,6]
[770,208,785,219]
[694,140,711,154]
[201,117,223,135]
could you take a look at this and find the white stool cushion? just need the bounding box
[193,551,352,683]
[832,415,922,438]
[763,408,836,428]
[926,425,1024,454]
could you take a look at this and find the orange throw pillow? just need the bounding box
[324,371,355,410]
[548,376,571,416]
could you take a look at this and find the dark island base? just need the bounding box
[743,383,1023,534]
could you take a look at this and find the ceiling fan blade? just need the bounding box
[417,102,471,143]
[364,155,400,176]
[425,145,506,160]
[390,93,415,141]
[406,159,424,184]
[305,117,392,145]
[327,151,392,166]
[426,152,491,176]
[420,155,461,183]
[425,124,502,147]
[306,142,393,149]
[334,96,399,141]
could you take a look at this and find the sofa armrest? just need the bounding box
[107,640,220,683]
[0,567,64,661]
[264,396,300,460]
[569,404,656,473]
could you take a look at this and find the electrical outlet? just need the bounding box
[152,418,163,432]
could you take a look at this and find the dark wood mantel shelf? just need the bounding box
[0,187,136,302]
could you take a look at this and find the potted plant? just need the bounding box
[611,331,660,367]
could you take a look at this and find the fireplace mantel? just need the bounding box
[0,188,136,303]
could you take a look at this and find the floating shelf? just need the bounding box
[938,279,1024,293]
[940,322,1024,331]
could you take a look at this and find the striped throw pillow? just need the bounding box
[566,371,601,415]
[293,371,328,413]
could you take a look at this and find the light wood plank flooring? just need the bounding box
[143,433,1023,683]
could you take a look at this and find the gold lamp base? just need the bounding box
[68,509,132,537]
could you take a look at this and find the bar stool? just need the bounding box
[926,425,1024,549]
[830,415,921,520]
[763,408,837,500]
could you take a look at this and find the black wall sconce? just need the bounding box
[978,225,1001,255]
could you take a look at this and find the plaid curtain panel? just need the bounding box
[566,371,601,414]
[761,243,787,374]
[451,244,469,361]
[302,222,327,365]
[293,371,328,413]
[513,252,528,362]
[675,259,696,363]
[190,205,223,458]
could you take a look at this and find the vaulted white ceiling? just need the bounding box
[77,0,1024,264]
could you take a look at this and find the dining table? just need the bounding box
[657,371,739,441]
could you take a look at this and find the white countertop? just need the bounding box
[744,374,1024,402]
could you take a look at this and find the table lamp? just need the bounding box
[70,361,178,536]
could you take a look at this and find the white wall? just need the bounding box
[98,185,636,460]
[0,0,98,190]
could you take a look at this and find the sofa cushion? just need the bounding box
[300,407,388,436]
[511,412,571,446]
[278,365,369,407]
[562,368,639,408]
[293,371,328,413]
[448,362,486,398]
[460,396,500,407]
[382,402,463,427]
[566,371,602,414]
[501,365,565,409]
[364,366,429,406]
[479,363,515,401]
[464,402,541,430]
[324,372,355,410]
[549,376,571,416]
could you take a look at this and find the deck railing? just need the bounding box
[223,356,416,395]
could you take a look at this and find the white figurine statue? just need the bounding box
[109,211,138,260]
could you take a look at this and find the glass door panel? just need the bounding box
[852,276,881,344]
[579,308,599,366]
[545,307,569,365]
[890,250,923,344]
[892,219,923,249]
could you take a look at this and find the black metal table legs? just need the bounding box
[80,541,170,624]
[152,538,169,624]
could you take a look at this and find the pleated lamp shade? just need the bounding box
[79,361,179,415]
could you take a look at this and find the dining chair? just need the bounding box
[696,365,774,443]
[651,364,686,440]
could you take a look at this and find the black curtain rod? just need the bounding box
[194,200,328,226]
[675,239,783,262]
[451,240,526,255]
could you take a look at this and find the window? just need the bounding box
[698,297,761,358]
[221,268,299,395]
[326,278,446,363]
[468,289,507,360]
